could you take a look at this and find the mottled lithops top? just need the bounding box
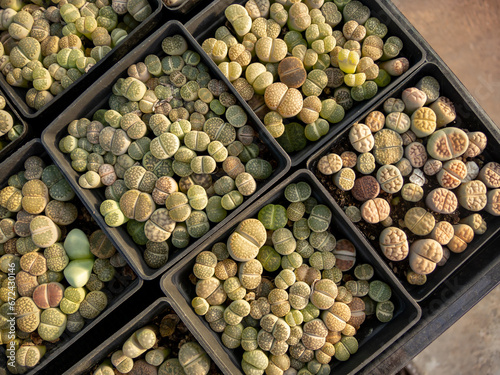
[372,129,403,165]
[227,219,267,261]
[427,127,469,161]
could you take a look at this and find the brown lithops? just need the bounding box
[351,176,380,202]
[264,82,303,118]
[423,159,442,176]
[478,162,500,189]
[405,142,427,168]
[447,224,474,254]
[340,151,357,168]
[278,57,307,88]
[332,239,356,271]
[364,111,385,133]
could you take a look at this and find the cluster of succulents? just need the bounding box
[317,75,499,285]
[0,0,152,110]
[92,310,214,375]
[0,156,134,372]
[59,34,274,270]
[0,93,24,151]
[190,181,394,374]
[201,0,410,152]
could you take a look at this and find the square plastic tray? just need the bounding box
[41,20,291,280]
[0,0,162,123]
[306,62,500,301]
[161,169,421,375]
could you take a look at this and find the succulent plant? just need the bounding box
[38,307,67,341]
[79,290,108,319]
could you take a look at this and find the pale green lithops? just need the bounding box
[258,204,287,230]
[178,342,211,375]
[372,129,403,165]
[227,219,267,261]
[38,308,67,341]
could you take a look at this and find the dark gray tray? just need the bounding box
[161,169,421,375]
[306,62,500,302]
[185,0,427,166]
[41,20,291,281]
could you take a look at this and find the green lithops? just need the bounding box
[228,219,267,261]
[38,308,67,341]
[79,290,108,319]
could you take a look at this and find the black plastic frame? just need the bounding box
[185,0,427,166]
[0,89,28,162]
[41,20,291,281]
[161,169,421,375]
[306,62,500,302]
[0,0,162,123]
[0,139,143,375]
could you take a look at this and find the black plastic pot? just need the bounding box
[185,0,427,166]
[0,89,28,162]
[62,297,175,375]
[306,62,500,302]
[0,139,143,375]
[0,0,162,125]
[41,20,291,281]
[161,169,421,375]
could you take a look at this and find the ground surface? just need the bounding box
[392,1,500,374]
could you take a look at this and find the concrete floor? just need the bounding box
[392,1,500,374]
